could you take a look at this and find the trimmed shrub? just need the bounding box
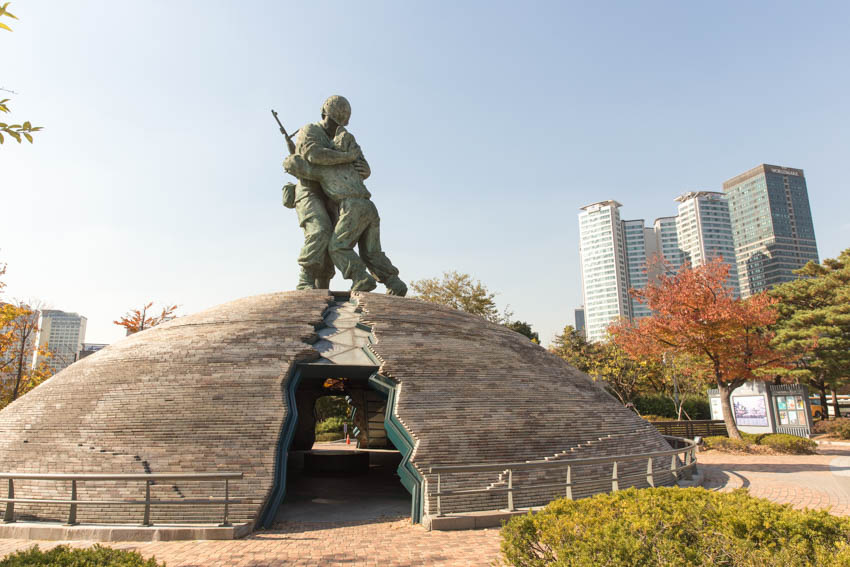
[813,418,850,440]
[633,395,711,420]
[703,433,816,455]
[500,487,850,566]
[634,395,675,418]
[0,545,164,566]
[316,416,345,434]
[682,397,711,420]
[704,436,752,453]
[759,433,817,454]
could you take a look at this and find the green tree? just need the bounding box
[410,271,502,323]
[771,249,850,419]
[586,341,665,408]
[0,3,42,144]
[505,320,539,343]
[550,325,593,373]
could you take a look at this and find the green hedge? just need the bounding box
[703,433,817,455]
[316,416,346,435]
[0,545,164,567]
[633,395,711,420]
[500,487,850,566]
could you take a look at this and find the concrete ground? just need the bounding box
[275,446,411,523]
[5,445,850,566]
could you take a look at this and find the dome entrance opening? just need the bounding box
[269,365,415,525]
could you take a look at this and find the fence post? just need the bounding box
[565,466,573,500]
[436,474,443,517]
[646,457,654,487]
[671,454,679,480]
[220,478,231,527]
[142,480,152,526]
[3,479,14,523]
[66,480,78,526]
[507,469,514,512]
[611,461,619,492]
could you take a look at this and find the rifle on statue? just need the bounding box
[271,109,297,155]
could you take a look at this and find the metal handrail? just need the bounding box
[427,436,696,517]
[1,472,243,527]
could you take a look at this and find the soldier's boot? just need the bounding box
[315,278,331,289]
[351,271,377,293]
[296,269,315,290]
[384,275,408,297]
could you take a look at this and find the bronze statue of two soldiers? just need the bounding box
[278,95,407,296]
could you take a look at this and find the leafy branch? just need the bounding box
[1,3,42,144]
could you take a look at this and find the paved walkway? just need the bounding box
[5,445,850,566]
[700,443,850,515]
[0,519,503,567]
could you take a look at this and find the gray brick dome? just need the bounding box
[0,290,676,528]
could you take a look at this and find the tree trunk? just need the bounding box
[819,383,829,420]
[718,382,742,440]
[832,389,842,419]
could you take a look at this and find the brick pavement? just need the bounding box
[0,519,503,567]
[700,443,850,515]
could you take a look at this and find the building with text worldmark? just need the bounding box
[723,164,819,298]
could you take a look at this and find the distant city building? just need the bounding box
[578,201,631,343]
[723,164,819,297]
[574,307,585,337]
[35,310,87,374]
[622,219,654,319]
[652,216,684,276]
[577,163,819,341]
[674,191,740,294]
[78,343,108,360]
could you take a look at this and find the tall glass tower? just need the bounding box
[723,165,819,297]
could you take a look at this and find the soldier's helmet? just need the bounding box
[321,95,351,126]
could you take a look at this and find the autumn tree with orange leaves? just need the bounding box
[609,259,787,439]
[113,302,178,335]
[0,262,54,410]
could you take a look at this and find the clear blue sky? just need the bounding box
[2,1,849,346]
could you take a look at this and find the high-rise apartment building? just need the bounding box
[622,220,657,319]
[35,310,87,374]
[674,191,740,293]
[578,201,631,343]
[723,164,819,297]
[653,216,684,275]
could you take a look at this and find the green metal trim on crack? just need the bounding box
[260,365,304,528]
[368,372,423,524]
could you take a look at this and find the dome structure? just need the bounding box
[0,291,677,529]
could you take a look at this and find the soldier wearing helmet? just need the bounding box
[289,95,366,289]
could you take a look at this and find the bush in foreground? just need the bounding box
[0,545,164,567]
[500,487,850,567]
[703,433,816,454]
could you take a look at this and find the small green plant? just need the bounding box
[0,545,164,566]
[704,435,753,452]
[500,487,850,566]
